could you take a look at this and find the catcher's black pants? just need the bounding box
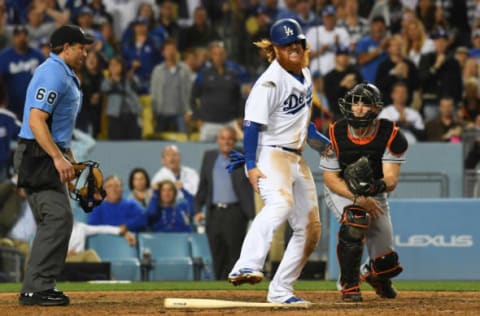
[21,186,73,293]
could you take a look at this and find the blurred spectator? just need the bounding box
[150,39,192,134]
[368,0,404,34]
[191,41,243,141]
[151,145,199,201]
[469,28,480,60]
[38,37,51,58]
[425,96,463,141]
[23,4,56,50]
[0,179,35,259]
[259,0,282,22]
[127,167,152,208]
[76,51,104,137]
[402,17,435,67]
[375,34,419,105]
[324,45,363,120]
[418,29,462,121]
[311,72,332,133]
[146,179,194,232]
[455,46,470,70]
[0,26,45,119]
[178,6,221,53]
[100,56,142,140]
[182,47,201,81]
[378,82,425,144]
[101,0,157,39]
[244,7,272,75]
[434,0,471,47]
[121,17,162,94]
[294,0,320,33]
[336,0,369,50]
[355,15,389,83]
[32,0,70,27]
[459,77,480,125]
[87,0,114,30]
[67,221,136,263]
[462,57,479,86]
[276,0,297,20]
[95,21,119,62]
[75,6,99,38]
[415,0,442,34]
[194,126,255,280]
[0,103,20,182]
[88,175,147,232]
[156,0,181,41]
[0,2,8,50]
[306,5,350,76]
[464,114,480,169]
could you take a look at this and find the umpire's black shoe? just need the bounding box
[19,288,70,306]
[362,274,397,299]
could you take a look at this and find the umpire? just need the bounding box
[14,25,93,306]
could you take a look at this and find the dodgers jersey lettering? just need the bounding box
[244,60,312,149]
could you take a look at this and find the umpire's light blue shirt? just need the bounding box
[19,53,82,149]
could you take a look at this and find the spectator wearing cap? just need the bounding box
[324,45,363,120]
[306,5,350,76]
[418,28,462,121]
[121,16,162,95]
[355,15,389,83]
[75,6,101,40]
[0,26,45,119]
[375,34,419,106]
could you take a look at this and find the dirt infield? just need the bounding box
[1,290,479,315]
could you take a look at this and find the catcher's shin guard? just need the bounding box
[361,251,403,299]
[337,206,368,302]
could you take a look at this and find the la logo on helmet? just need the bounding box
[283,25,294,36]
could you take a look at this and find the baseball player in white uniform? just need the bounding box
[227,18,329,305]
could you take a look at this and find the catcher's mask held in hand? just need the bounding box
[68,161,106,213]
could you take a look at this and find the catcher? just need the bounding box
[320,83,408,302]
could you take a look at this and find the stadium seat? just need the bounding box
[190,233,214,280]
[87,235,141,281]
[138,233,194,281]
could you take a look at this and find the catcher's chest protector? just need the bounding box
[331,119,395,180]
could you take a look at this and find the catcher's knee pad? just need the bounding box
[341,205,369,241]
[366,251,403,280]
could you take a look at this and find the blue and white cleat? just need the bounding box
[228,268,264,286]
[268,296,312,308]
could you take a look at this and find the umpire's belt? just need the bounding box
[269,145,302,156]
[18,138,67,153]
[212,202,240,209]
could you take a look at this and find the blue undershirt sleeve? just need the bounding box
[243,120,262,170]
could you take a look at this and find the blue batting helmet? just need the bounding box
[270,18,306,49]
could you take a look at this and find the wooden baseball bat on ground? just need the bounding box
[164,298,312,309]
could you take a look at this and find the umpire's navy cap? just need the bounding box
[50,24,94,48]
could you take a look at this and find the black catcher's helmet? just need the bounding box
[338,82,383,128]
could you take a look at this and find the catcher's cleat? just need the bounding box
[228,268,264,286]
[361,274,397,299]
[341,284,363,302]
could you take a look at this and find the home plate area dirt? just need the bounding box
[1,290,479,315]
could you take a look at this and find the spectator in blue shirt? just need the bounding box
[147,179,194,233]
[88,175,147,232]
[0,104,20,182]
[0,26,45,119]
[355,16,389,83]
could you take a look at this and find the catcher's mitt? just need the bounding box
[68,161,106,213]
[344,156,376,196]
